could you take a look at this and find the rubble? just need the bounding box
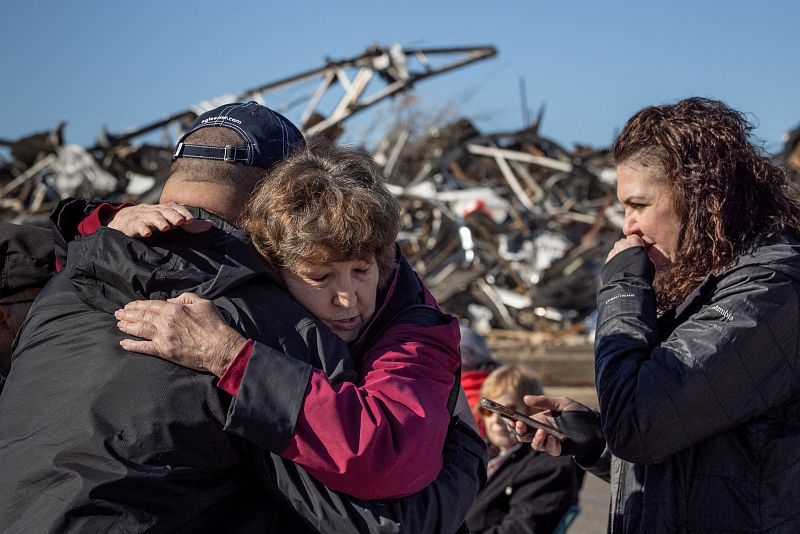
[3,43,797,340]
[383,122,619,336]
[1,43,496,222]
[781,122,800,183]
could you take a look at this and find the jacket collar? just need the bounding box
[64,207,271,313]
[660,231,800,333]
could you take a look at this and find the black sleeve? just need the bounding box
[49,197,111,267]
[596,248,800,464]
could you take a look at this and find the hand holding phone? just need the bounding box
[480,397,566,441]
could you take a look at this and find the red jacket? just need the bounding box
[79,206,462,500]
[219,253,462,499]
[461,369,492,438]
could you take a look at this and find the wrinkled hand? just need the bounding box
[108,203,212,238]
[115,292,247,377]
[513,395,589,456]
[605,234,645,263]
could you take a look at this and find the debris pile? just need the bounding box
[781,122,800,183]
[381,121,620,335]
[3,43,797,339]
[1,43,496,224]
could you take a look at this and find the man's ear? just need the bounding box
[0,304,9,324]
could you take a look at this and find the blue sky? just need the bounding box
[2,0,799,153]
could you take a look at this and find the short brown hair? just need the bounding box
[480,364,543,415]
[243,138,400,285]
[613,97,800,308]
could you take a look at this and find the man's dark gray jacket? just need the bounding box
[0,206,485,533]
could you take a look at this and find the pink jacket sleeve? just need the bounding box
[280,316,461,499]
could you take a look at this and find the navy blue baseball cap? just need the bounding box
[172,101,305,170]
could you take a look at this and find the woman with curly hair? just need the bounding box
[517,97,800,532]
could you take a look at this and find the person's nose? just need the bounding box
[622,209,639,237]
[333,278,357,309]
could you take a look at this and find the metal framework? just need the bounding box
[98,44,497,148]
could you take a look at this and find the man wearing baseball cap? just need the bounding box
[0,102,484,532]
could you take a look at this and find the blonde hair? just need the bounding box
[480,364,543,414]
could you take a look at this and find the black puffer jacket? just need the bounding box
[0,209,340,532]
[0,205,485,533]
[465,445,579,534]
[595,233,800,532]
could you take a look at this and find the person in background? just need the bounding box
[0,223,55,393]
[459,325,500,437]
[517,97,800,533]
[466,364,579,534]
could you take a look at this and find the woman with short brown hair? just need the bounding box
[112,139,468,502]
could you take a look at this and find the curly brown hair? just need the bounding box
[614,97,800,308]
[242,138,400,286]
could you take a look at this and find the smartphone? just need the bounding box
[479,397,566,441]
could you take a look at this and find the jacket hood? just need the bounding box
[729,231,800,280]
[668,231,800,325]
[64,207,272,314]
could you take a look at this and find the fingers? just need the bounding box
[523,394,564,412]
[109,203,197,238]
[524,395,590,414]
[116,318,158,340]
[167,292,204,305]
[626,234,645,247]
[117,311,163,357]
[606,235,646,263]
[115,299,168,322]
[160,203,194,223]
[148,204,193,231]
[523,394,586,413]
[114,295,240,375]
[513,420,534,442]
[165,294,221,321]
[134,220,155,238]
[135,203,192,228]
[119,338,160,356]
[531,429,563,456]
